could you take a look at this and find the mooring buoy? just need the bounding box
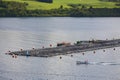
[50,44,52,47]
[71,55,73,57]
[113,48,115,50]
[12,54,14,58]
[60,56,62,59]
[32,48,35,50]
[15,55,17,58]
[82,53,85,55]
[93,51,96,54]
[8,50,11,53]
[20,49,23,51]
[103,50,105,52]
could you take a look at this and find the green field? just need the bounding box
[3,0,120,10]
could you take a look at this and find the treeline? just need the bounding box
[0,1,28,16]
[0,1,28,9]
[1,8,120,17]
[0,1,120,17]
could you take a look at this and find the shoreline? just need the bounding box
[0,8,120,17]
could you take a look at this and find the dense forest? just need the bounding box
[0,1,120,17]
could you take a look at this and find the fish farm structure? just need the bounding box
[8,39,120,57]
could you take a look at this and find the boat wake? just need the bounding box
[76,61,120,65]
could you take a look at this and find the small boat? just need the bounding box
[76,60,89,65]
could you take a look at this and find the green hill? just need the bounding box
[1,0,120,17]
[3,0,120,10]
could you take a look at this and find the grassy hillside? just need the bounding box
[3,0,120,10]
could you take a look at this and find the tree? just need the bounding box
[89,6,93,11]
[60,5,63,9]
[81,5,85,9]
[0,0,2,5]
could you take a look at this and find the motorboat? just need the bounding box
[76,60,89,65]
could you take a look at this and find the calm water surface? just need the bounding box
[0,17,120,80]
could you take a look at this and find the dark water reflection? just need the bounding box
[0,17,120,80]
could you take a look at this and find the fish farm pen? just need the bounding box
[8,39,120,57]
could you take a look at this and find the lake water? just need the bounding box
[0,17,120,80]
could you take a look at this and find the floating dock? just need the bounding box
[8,39,120,57]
